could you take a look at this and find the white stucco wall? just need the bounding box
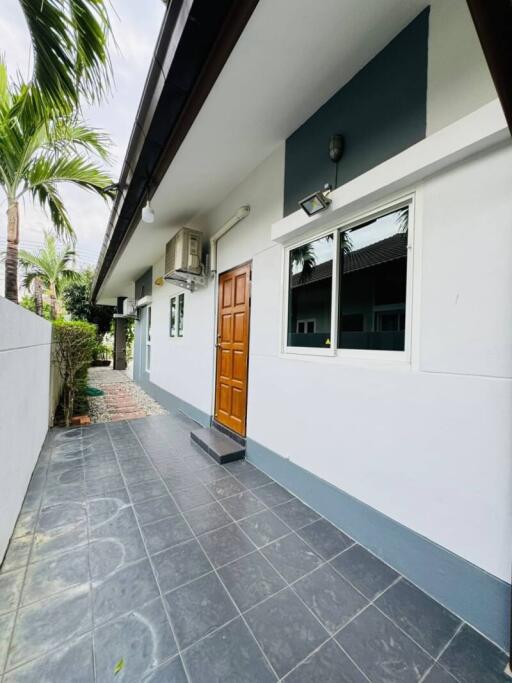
[143,7,511,583]
[426,0,496,135]
[0,298,51,561]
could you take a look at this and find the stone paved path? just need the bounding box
[87,367,166,423]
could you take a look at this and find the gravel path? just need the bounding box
[87,367,167,422]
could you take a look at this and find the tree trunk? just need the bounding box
[34,277,43,316]
[5,201,19,303]
[50,285,57,320]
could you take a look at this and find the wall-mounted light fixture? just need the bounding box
[298,134,344,216]
[299,184,332,217]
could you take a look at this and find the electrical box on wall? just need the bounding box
[164,227,206,291]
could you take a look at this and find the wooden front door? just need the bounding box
[214,263,251,436]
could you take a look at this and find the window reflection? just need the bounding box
[338,207,408,351]
[288,235,333,348]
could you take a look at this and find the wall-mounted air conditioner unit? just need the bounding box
[164,227,206,292]
[122,299,138,318]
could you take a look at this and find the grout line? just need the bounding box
[105,422,193,683]
[126,420,282,682]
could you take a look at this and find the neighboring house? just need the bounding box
[93,0,512,652]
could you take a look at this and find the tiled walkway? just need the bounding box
[87,368,166,422]
[0,413,508,682]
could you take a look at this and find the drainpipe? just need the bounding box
[208,205,250,425]
[209,205,250,277]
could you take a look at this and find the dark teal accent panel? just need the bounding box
[246,437,510,652]
[135,267,153,299]
[284,8,429,216]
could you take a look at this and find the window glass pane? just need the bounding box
[170,297,176,337]
[288,235,333,348]
[147,306,152,342]
[338,207,408,351]
[178,294,184,337]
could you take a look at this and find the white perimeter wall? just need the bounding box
[146,6,511,582]
[0,298,51,560]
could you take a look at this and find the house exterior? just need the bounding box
[93,0,512,653]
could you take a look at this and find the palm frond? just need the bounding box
[19,0,112,111]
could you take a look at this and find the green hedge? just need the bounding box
[53,320,97,425]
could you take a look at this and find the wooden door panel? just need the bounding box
[214,263,251,436]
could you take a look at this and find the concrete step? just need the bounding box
[190,427,245,464]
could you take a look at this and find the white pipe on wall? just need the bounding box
[209,205,250,276]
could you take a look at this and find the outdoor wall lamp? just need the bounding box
[142,200,155,223]
[299,183,332,217]
[298,134,344,216]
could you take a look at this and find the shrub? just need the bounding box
[53,321,97,426]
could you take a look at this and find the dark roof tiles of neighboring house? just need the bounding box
[291,232,407,288]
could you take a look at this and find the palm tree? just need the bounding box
[0,61,113,303]
[19,0,112,113]
[19,232,78,319]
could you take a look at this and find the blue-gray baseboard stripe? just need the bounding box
[246,437,510,652]
[141,380,210,428]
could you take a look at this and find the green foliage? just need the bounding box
[19,232,78,319]
[114,658,125,675]
[18,0,112,114]
[62,268,114,336]
[53,320,97,425]
[20,294,53,320]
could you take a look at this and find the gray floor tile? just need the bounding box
[19,489,43,513]
[42,483,85,507]
[200,523,255,568]
[196,464,229,485]
[220,490,266,520]
[336,605,433,683]
[331,544,399,599]
[90,507,146,570]
[22,546,89,605]
[32,520,88,562]
[141,515,193,555]
[86,472,126,496]
[95,597,177,683]
[297,519,352,560]
[143,656,188,682]
[11,511,37,539]
[0,537,32,573]
[4,633,93,683]
[134,495,179,525]
[37,501,86,534]
[172,484,215,512]
[231,466,273,490]
[245,588,328,678]
[422,665,458,682]
[128,479,168,502]
[0,568,24,615]
[283,638,367,683]
[6,585,92,670]
[0,611,15,672]
[218,551,285,612]
[375,579,461,657]
[84,462,120,482]
[184,501,232,536]
[152,539,212,593]
[183,617,277,682]
[92,557,159,626]
[86,491,131,526]
[294,564,368,634]
[238,509,290,547]
[272,498,320,530]
[164,572,237,649]
[205,476,246,500]
[439,624,510,683]
[262,533,323,582]
[253,482,294,507]
[162,471,199,493]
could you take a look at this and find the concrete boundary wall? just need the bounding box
[0,298,52,561]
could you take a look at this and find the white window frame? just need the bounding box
[169,293,185,339]
[281,193,416,363]
[145,305,152,372]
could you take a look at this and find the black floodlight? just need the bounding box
[299,184,332,216]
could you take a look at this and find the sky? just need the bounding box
[0,0,166,278]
